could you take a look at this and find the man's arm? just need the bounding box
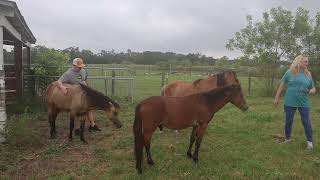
[56,79,68,94]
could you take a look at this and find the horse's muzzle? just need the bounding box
[241,105,249,111]
[111,117,122,128]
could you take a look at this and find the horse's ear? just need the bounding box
[113,102,120,109]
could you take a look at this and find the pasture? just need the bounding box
[1,69,320,179]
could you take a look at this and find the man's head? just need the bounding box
[72,58,85,71]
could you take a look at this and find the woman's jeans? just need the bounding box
[284,106,313,142]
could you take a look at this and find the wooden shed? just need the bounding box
[0,0,36,142]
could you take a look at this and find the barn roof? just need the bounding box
[0,0,36,45]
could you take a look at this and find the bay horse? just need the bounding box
[46,82,122,143]
[133,84,248,174]
[161,70,239,97]
[159,70,240,132]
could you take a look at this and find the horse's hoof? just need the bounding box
[187,152,192,159]
[68,137,73,142]
[50,134,56,139]
[116,125,122,129]
[82,140,88,144]
[147,160,154,165]
[193,157,199,163]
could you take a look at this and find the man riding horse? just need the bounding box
[56,58,101,134]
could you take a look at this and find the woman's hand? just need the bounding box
[274,97,280,106]
[274,82,284,106]
[309,88,316,95]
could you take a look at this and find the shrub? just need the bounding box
[3,108,42,147]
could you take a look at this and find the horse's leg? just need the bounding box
[187,125,198,158]
[48,107,58,138]
[52,110,59,136]
[48,108,54,138]
[80,115,87,144]
[145,142,154,165]
[192,123,208,162]
[144,130,156,165]
[158,124,163,133]
[69,114,75,141]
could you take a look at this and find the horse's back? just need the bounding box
[47,82,84,111]
[161,81,195,97]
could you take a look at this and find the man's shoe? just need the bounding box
[74,129,81,136]
[89,125,102,132]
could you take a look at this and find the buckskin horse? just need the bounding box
[46,82,122,143]
[159,70,240,132]
[133,84,248,174]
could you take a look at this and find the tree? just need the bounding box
[32,46,69,92]
[62,46,81,61]
[215,56,228,67]
[226,7,316,96]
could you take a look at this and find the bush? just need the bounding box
[32,46,69,92]
[3,108,43,147]
[6,95,45,115]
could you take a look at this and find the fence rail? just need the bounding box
[23,65,135,102]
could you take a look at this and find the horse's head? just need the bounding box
[225,84,248,111]
[79,83,123,128]
[210,70,240,88]
[224,70,240,85]
[105,102,122,128]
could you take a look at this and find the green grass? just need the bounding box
[1,68,320,179]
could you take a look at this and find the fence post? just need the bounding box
[111,70,115,96]
[0,70,6,143]
[104,72,108,96]
[248,73,251,96]
[161,72,165,88]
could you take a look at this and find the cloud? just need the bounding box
[14,0,320,58]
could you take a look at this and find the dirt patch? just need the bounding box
[0,113,121,179]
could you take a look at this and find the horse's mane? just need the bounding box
[202,84,240,101]
[193,79,203,85]
[79,83,120,109]
[192,70,233,86]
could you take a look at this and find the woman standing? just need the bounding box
[274,54,316,149]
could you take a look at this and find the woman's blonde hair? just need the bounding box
[290,54,312,78]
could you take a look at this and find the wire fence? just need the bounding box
[23,65,135,101]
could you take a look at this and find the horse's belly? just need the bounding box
[162,117,195,130]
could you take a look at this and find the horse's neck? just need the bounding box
[194,76,217,91]
[87,101,105,110]
[202,92,229,113]
[85,94,108,111]
[211,97,229,113]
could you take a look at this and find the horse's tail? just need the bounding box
[160,84,166,96]
[44,82,56,102]
[133,103,143,174]
[161,83,171,96]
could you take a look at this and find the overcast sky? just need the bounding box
[14,0,320,58]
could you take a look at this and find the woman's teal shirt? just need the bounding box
[282,70,315,107]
